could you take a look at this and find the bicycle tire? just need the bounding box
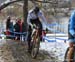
[31,36,40,59]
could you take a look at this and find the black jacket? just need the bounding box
[14,22,25,33]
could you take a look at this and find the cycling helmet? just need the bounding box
[34,6,40,14]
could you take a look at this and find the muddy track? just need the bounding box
[0,39,58,62]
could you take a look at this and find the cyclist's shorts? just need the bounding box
[68,39,75,43]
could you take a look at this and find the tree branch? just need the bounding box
[0,0,58,11]
[0,0,22,11]
[29,0,57,4]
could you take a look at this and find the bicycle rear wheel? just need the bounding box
[31,37,40,59]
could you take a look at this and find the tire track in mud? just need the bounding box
[0,39,57,62]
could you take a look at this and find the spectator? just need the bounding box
[6,16,14,39]
[14,18,23,40]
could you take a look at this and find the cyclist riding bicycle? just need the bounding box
[27,6,47,53]
[67,10,75,62]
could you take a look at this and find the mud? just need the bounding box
[0,39,58,62]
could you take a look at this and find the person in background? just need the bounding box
[6,16,14,39]
[14,18,22,40]
[21,20,26,41]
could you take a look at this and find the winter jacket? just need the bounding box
[68,10,75,39]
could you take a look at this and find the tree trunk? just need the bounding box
[23,0,28,32]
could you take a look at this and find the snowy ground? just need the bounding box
[40,34,69,61]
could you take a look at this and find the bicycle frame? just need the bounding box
[31,26,39,42]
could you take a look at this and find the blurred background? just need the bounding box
[0,0,75,34]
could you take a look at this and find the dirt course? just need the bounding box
[0,39,57,62]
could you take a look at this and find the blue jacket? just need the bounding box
[9,22,14,32]
[69,10,75,38]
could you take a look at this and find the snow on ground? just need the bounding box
[40,34,69,61]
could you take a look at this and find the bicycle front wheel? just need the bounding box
[31,37,40,59]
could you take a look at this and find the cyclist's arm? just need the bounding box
[27,13,33,27]
[39,11,47,30]
[69,11,75,37]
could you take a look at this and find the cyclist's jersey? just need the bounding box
[68,10,75,40]
[27,8,47,30]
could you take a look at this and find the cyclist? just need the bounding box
[68,10,75,62]
[27,6,47,53]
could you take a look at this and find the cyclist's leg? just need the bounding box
[39,26,42,41]
[27,25,32,53]
[67,39,75,62]
[36,21,42,41]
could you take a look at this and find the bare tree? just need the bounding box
[0,0,22,11]
[23,0,28,31]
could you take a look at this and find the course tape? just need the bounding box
[47,23,66,34]
[0,30,68,41]
[8,30,27,35]
[43,36,68,42]
[0,33,68,42]
[0,30,27,38]
[43,36,56,42]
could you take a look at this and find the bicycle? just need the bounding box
[30,24,40,59]
[64,43,75,62]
